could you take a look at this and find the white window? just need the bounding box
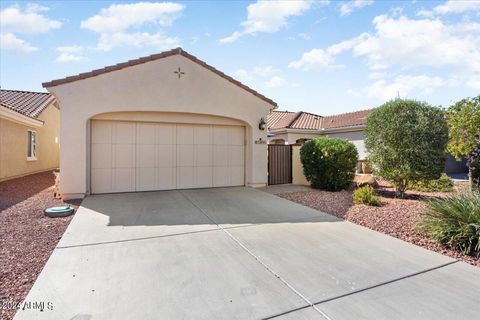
[27,130,37,161]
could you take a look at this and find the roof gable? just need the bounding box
[42,47,277,107]
[0,89,54,118]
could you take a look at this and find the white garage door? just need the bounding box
[90,120,245,194]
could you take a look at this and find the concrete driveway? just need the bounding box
[15,187,480,320]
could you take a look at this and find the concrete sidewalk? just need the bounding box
[15,187,480,320]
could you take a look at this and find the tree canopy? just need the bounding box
[365,99,448,197]
[446,95,480,159]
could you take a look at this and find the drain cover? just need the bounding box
[44,206,74,218]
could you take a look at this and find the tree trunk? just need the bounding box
[395,179,407,198]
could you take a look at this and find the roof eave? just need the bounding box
[42,47,277,108]
[0,104,44,127]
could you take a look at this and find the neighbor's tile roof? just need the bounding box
[42,47,277,107]
[268,109,373,131]
[0,89,55,118]
[321,109,372,129]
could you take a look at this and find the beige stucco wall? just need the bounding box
[325,130,366,160]
[292,146,309,186]
[47,54,273,199]
[0,104,59,181]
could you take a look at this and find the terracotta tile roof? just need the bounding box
[321,109,371,129]
[42,47,277,107]
[268,108,373,131]
[0,89,54,118]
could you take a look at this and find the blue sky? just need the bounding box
[1,0,479,115]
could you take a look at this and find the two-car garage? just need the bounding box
[90,120,245,194]
[43,48,275,199]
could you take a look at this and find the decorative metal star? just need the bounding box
[174,67,185,79]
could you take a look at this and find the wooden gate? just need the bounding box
[268,145,292,185]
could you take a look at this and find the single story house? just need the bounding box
[0,89,59,182]
[267,109,370,161]
[267,108,468,176]
[43,48,277,200]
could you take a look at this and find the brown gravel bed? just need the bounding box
[0,172,81,320]
[278,184,479,268]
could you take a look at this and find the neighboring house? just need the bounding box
[0,90,59,182]
[43,47,276,199]
[267,109,370,160]
[267,108,468,176]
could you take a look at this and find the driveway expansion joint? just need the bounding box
[312,260,460,307]
[178,190,334,320]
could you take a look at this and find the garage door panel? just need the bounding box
[91,143,112,169]
[195,145,212,167]
[157,145,175,167]
[157,167,176,190]
[178,167,195,189]
[136,168,156,191]
[137,144,155,168]
[137,123,156,144]
[194,125,212,145]
[91,168,112,193]
[177,145,194,167]
[177,125,194,145]
[231,166,245,186]
[113,168,135,192]
[213,166,229,187]
[91,121,112,144]
[114,144,135,168]
[230,126,245,145]
[230,146,245,166]
[156,124,176,145]
[195,167,213,188]
[91,121,244,193]
[213,146,229,166]
[213,126,229,145]
[114,122,135,144]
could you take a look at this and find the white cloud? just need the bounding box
[361,74,445,100]
[0,4,61,34]
[420,0,480,17]
[97,32,180,51]
[291,13,480,75]
[340,0,374,16]
[81,2,184,33]
[467,76,480,90]
[265,76,286,88]
[298,32,311,40]
[253,65,278,77]
[234,69,251,82]
[0,33,37,53]
[220,0,316,43]
[288,48,344,70]
[81,2,184,51]
[56,46,88,62]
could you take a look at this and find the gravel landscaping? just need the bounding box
[278,180,479,267]
[0,172,81,320]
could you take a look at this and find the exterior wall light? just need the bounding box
[259,118,266,131]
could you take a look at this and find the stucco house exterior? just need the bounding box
[0,89,59,182]
[43,48,277,200]
[267,109,370,161]
[267,108,468,177]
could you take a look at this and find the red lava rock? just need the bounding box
[0,172,81,320]
[278,182,479,268]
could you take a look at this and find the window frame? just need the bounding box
[27,130,37,161]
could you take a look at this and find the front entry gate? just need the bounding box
[268,145,292,185]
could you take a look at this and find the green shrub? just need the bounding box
[300,137,358,191]
[353,185,381,206]
[417,192,480,256]
[409,174,454,193]
[365,99,449,198]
